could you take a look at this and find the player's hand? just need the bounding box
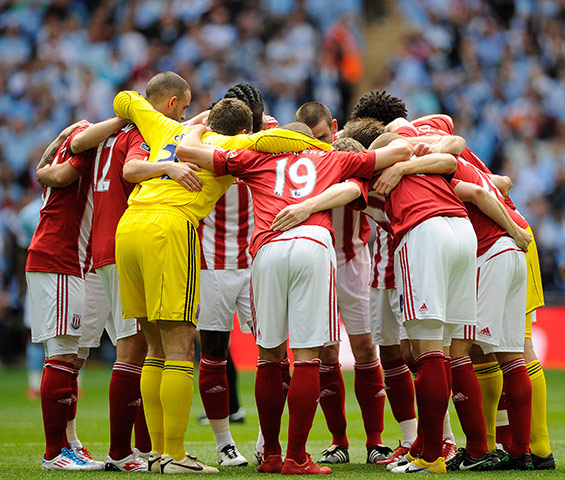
[512,226,532,252]
[373,164,403,196]
[495,175,513,198]
[188,124,209,138]
[413,142,432,156]
[165,162,203,192]
[271,204,312,231]
[59,120,90,140]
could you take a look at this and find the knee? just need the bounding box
[200,330,230,358]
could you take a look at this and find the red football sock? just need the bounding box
[255,360,285,457]
[319,362,348,448]
[199,354,229,420]
[134,400,152,453]
[382,357,416,423]
[109,362,143,460]
[495,390,512,451]
[286,360,320,464]
[501,358,532,457]
[41,360,75,460]
[280,357,291,399]
[68,369,79,424]
[414,351,448,462]
[354,360,385,448]
[451,356,488,458]
[444,356,452,391]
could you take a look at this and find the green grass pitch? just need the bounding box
[0,365,563,479]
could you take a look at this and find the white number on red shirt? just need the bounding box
[274,156,317,198]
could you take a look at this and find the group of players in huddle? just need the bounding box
[26,70,554,474]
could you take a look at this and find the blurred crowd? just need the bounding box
[0,0,564,363]
[381,0,565,291]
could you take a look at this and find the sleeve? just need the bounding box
[124,128,150,163]
[68,152,92,177]
[212,149,258,177]
[337,150,376,180]
[413,115,454,135]
[113,91,178,148]
[450,178,461,188]
[345,178,370,211]
[394,125,419,137]
[251,127,333,153]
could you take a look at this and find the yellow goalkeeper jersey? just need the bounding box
[113,90,331,225]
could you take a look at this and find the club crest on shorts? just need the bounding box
[195,303,200,319]
[71,314,81,330]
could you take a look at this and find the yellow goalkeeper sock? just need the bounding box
[161,361,194,461]
[527,360,552,457]
[473,361,503,452]
[141,357,165,454]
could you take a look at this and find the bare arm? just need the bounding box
[36,161,81,187]
[385,117,411,132]
[175,125,216,170]
[36,120,89,172]
[123,158,203,191]
[271,182,362,232]
[372,139,414,172]
[453,181,532,251]
[405,135,465,155]
[489,174,513,198]
[183,110,209,126]
[71,117,128,154]
[373,153,457,196]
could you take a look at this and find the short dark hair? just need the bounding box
[224,83,264,133]
[146,71,190,104]
[342,118,385,149]
[350,90,407,124]
[207,98,253,136]
[282,121,313,137]
[296,101,333,128]
[332,137,365,153]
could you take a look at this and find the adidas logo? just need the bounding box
[375,389,387,398]
[419,303,428,312]
[128,398,142,407]
[452,392,469,403]
[205,385,226,394]
[58,397,74,405]
[319,388,336,398]
[478,327,492,337]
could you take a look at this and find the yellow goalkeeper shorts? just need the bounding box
[524,227,544,338]
[116,205,201,325]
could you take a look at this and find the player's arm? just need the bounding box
[184,110,209,126]
[372,138,414,172]
[489,174,513,198]
[71,117,128,154]
[271,181,362,232]
[36,161,81,188]
[36,120,89,171]
[175,125,217,170]
[373,153,457,196]
[452,181,532,251]
[385,117,411,132]
[123,158,203,191]
[405,135,466,155]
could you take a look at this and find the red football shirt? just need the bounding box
[213,148,376,257]
[26,126,94,277]
[91,124,149,269]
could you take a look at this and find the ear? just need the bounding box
[331,118,338,134]
[238,128,248,134]
[167,95,178,110]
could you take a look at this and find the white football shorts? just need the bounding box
[250,225,339,349]
[197,268,252,333]
[370,287,405,345]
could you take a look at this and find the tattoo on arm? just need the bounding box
[37,143,59,171]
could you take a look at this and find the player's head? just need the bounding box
[369,132,404,150]
[282,121,313,137]
[350,90,407,125]
[295,101,337,144]
[332,137,364,153]
[223,83,264,133]
[207,98,253,135]
[146,71,191,122]
[342,118,385,149]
